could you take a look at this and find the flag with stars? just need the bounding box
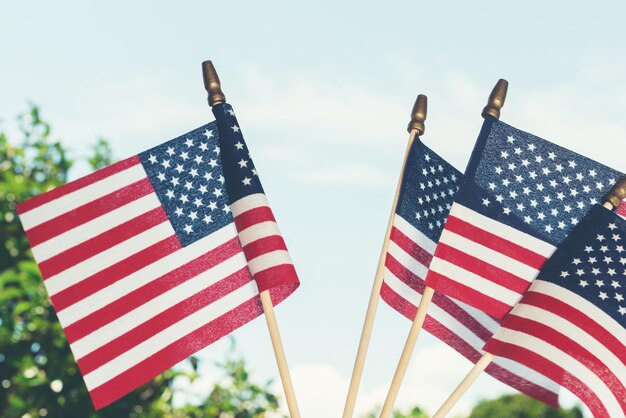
[380,138,559,405]
[16,102,299,409]
[425,118,623,319]
[484,204,626,417]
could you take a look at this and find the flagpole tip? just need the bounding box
[407,94,427,135]
[482,79,508,120]
[604,176,626,210]
[202,60,226,107]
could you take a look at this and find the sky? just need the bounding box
[3,1,626,417]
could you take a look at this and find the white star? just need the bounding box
[190,168,199,178]
[600,245,609,252]
[170,177,180,186]
[180,151,189,160]
[175,207,184,217]
[612,280,621,289]
[238,159,249,168]
[619,306,626,315]
[208,159,218,168]
[560,271,570,278]
[525,216,533,224]
[161,159,171,169]
[184,224,193,234]
[613,234,621,242]
[589,169,597,177]
[242,177,252,186]
[542,167,551,176]
[213,146,220,155]
[579,280,588,287]
[501,151,510,159]
[193,198,203,208]
[213,188,223,197]
[609,223,618,231]
[165,189,175,199]
[597,234,606,242]
[604,256,613,264]
[509,190,518,199]
[495,167,503,175]
[203,172,213,181]
[616,294,624,302]
[568,160,577,169]
[536,155,544,164]
[617,246,625,253]
[203,129,214,139]
[516,203,525,211]
[582,185,591,193]
[503,207,511,215]
[528,143,536,152]
[592,267,601,275]
[557,221,566,229]
[595,279,605,287]
[530,199,538,208]
[208,201,218,210]
[608,268,617,276]
[148,154,157,164]
[589,257,597,264]
[188,211,198,221]
[223,205,232,214]
[184,181,193,191]
[157,172,166,181]
[495,194,504,203]
[508,162,516,170]
[507,135,516,143]
[564,204,572,213]
[199,142,209,152]
[548,152,557,160]
[572,258,582,265]
[544,195,552,204]
[415,212,422,220]
[218,175,225,184]
[584,246,594,253]
[551,208,559,216]
[521,159,530,167]
[575,269,585,276]
[234,142,243,150]
[502,178,510,187]
[203,214,213,224]
[199,185,208,194]
[231,125,240,133]
[536,182,544,191]
[599,291,608,300]
[514,147,522,155]
[538,212,546,221]
[227,108,236,116]
[184,138,194,147]
[555,164,563,172]
[166,147,175,156]
[175,164,184,174]
[194,155,203,164]
[179,194,189,204]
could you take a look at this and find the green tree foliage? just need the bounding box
[467,394,584,418]
[0,106,281,418]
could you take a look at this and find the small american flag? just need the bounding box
[380,138,559,405]
[484,204,626,417]
[425,118,622,319]
[17,102,299,409]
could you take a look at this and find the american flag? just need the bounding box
[16,102,299,409]
[484,204,626,417]
[380,138,560,405]
[425,118,623,319]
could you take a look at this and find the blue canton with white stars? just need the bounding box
[396,139,462,243]
[538,204,626,327]
[212,103,264,203]
[459,119,622,246]
[139,122,233,246]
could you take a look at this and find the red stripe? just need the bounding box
[243,235,287,260]
[444,215,547,269]
[77,267,252,374]
[25,178,154,247]
[434,243,532,294]
[234,206,275,231]
[89,296,263,410]
[425,271,511,319]
[379,284,558,407]
[51,236,180,309]
[63,237,242,343]
[524,290,626,360]
[252,263,299,296]
[485,339,611,418]
[383,257,494,341]
[502,315,626,403]
[17,156,141,214]
[38,208,167,279]
[389,226,433,267]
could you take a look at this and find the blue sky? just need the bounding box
[3,1,626,416]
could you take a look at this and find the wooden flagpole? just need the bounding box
[432,176,626,418]
[342,94,428,418]
[379,79,509,418]
[202,60,301,418]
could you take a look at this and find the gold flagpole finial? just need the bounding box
[482,79,508,120]
[407,94,428,135]
[202,60,226,107]
[604,176,626,210]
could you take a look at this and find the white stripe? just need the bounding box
[382,270,558,392]
[439,229,540,281]
[31,193,161,262]
[247,250,292,274]
[230,193,269,216]
[238,221,281,246]
[450,203,556,257]
[72,252,249,358]
[393,215,437,254]
[528,280,626,348]
[513,303,626,383]
[19,163,146,229]
[56,223,239,326]
[83,281,259,390]
[429,258,523,306]
[493,329,624,416]
[387,239,430,280]
[45,221,174,296]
